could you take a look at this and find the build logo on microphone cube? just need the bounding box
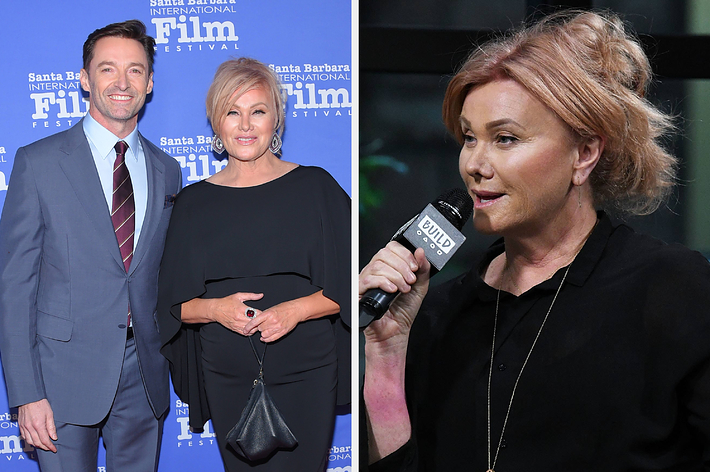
[402,204,467,271]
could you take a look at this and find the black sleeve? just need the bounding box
[367,439,419,472]
[306,169,351,405]
[310,168,351,325]
[156,186,211,429]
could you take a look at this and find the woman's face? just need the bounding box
[220,86,276,162]
[459,79,581,237]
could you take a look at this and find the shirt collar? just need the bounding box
[82,113,140,161]
[469,210,613,301]
[564,210,612,287]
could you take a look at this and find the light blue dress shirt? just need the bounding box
[83,114,148,246]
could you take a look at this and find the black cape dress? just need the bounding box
[157,166,351,471]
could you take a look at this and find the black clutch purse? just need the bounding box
[226,339,297,461]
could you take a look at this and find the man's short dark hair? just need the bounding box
[83,20,156,73]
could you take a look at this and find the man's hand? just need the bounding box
[19,399,57,452]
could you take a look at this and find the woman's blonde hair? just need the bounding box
[206,57,286,139]
[443,10,677,215]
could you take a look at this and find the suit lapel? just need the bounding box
[58,121,125,271]
[130,133,165,275]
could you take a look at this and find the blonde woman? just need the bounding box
[158,58,350,471]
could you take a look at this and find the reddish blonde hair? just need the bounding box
[443,10,677,215]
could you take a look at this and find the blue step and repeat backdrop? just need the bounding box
[0,1,352,471]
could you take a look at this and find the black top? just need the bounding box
[157,166,351,429]
[369,213,710,471]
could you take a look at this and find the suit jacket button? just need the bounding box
[118,324,126,329]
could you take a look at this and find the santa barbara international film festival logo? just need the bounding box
[148,0,352,118]
[174,399,217,448]
[27,70,89,130]
[149,0,240,53]
[270,62,352,120]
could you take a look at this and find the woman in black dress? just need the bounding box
[361,10,710,471]
[158,57,350,471]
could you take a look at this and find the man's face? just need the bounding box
[80,36,153,137]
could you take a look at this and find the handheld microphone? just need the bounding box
[359,188,473,328]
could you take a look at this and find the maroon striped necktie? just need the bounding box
[112,141,135,272]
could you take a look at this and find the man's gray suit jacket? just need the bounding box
[0,120,182,425]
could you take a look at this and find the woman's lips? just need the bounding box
[236,136,257,145]
[473,190,504,208]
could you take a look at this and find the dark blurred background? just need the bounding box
[359,0,710,283]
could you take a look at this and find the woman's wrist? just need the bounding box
[181,297,217,324]
[364,334,408,382]
[363,341,412,462]
[291,291,340,322]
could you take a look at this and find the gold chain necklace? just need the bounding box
[485,262,572,472]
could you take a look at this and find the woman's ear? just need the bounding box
[573,135,604,186]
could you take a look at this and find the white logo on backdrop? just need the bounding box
[174,399,217,448]
[270,63,352,120]
[328,445,352,463]
[28,71,89,130]
[160,135,228,183]
[150,0,240,54]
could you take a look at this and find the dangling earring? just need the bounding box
[269,133,282,155]
[212,135,225,154]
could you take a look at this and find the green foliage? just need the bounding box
[359,142,409,217]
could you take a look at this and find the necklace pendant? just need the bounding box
[486,470,495,472]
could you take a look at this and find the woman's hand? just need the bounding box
[210,292,265,335]
[243,300,303,343]
[244,290,339,343]
[360,242,432,345]
[360,242,431,462]
[181,292,264,336]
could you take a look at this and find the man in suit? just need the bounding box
[0,20,182,471]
